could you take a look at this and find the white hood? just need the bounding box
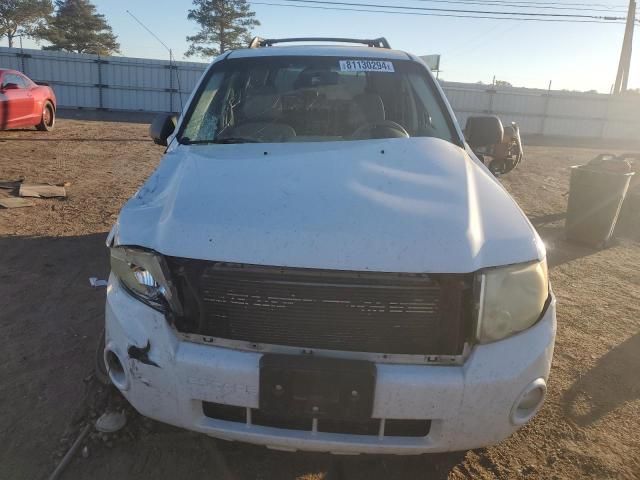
[113,137,544,273]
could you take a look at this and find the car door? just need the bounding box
[0,73,33,128]
[16,73,38,124]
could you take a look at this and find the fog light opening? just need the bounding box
[511,378,546,425]
[105,348,129,391]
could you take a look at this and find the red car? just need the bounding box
[0,69,56,131]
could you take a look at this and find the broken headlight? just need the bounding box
[110,247,182,314]
[476,260,549,344]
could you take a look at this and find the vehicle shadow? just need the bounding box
[58,108,157,124]
[63,424,468,480]
[0,233,111,480]
[321,450,467,480]
[206,440,467,480]
[562,332,640,427]
[0,127,35,133]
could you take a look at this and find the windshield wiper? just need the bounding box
[178,137,260,145]
[213,137,260,144]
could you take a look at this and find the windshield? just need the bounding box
[179,56,457,145]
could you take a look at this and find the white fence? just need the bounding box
[444,81,640,141]
[0,47,206,113]
[2,46,639,140]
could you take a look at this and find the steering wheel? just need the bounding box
[351,120,410,140]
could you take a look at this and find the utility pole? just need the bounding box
[613,0,636,94]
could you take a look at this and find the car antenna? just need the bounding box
[126,10,184,115]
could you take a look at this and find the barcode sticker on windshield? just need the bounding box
[339,60,395,73]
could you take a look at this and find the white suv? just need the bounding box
[104,37,555,455]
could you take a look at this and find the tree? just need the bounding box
[41,0,119,55]
[495,80,513,88]
[185,0,259,58]
[0,0,52,48]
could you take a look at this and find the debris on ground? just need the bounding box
[47,423,92,480]
[95,411,127,433]
[19,183,67,199]
[51,370,157,472]
[0,179,68,211]
[0,179,24,190]
[0,197,35,209]
[89,277,108,288]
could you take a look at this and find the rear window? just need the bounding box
[179,56,457,145]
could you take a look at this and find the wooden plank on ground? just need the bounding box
[19,184,67,198]
[0,197,35,209]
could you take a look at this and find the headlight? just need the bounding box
[110,247,182,314]
[476,260,549,343]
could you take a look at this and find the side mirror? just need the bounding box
[465,115,504,148]
[1,83,20,91]
[149,114,177,146]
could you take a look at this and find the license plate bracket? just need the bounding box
[259,354,376,421]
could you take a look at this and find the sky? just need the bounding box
[13,0,639,93]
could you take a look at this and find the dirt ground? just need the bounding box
[1,119,639,480]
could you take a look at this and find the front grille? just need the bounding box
[202,402,431,438]
[169,260,470,355]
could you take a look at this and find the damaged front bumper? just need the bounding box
[105,273,556,455]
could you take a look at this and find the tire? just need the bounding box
[36,102,55,131]
[95,330,111,385]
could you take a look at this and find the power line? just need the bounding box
[446,0,626,7]
[271,0,628,19]
[126,10,183,113]
[385,0,628,13]
[443,19,523,56]
[126,10,172,53]
[251,0,630,21]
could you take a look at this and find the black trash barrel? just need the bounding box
[565,160,634,248]
[614,153,640,238]
[616,189,640,239]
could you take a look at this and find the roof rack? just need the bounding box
[248,37,391,49]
